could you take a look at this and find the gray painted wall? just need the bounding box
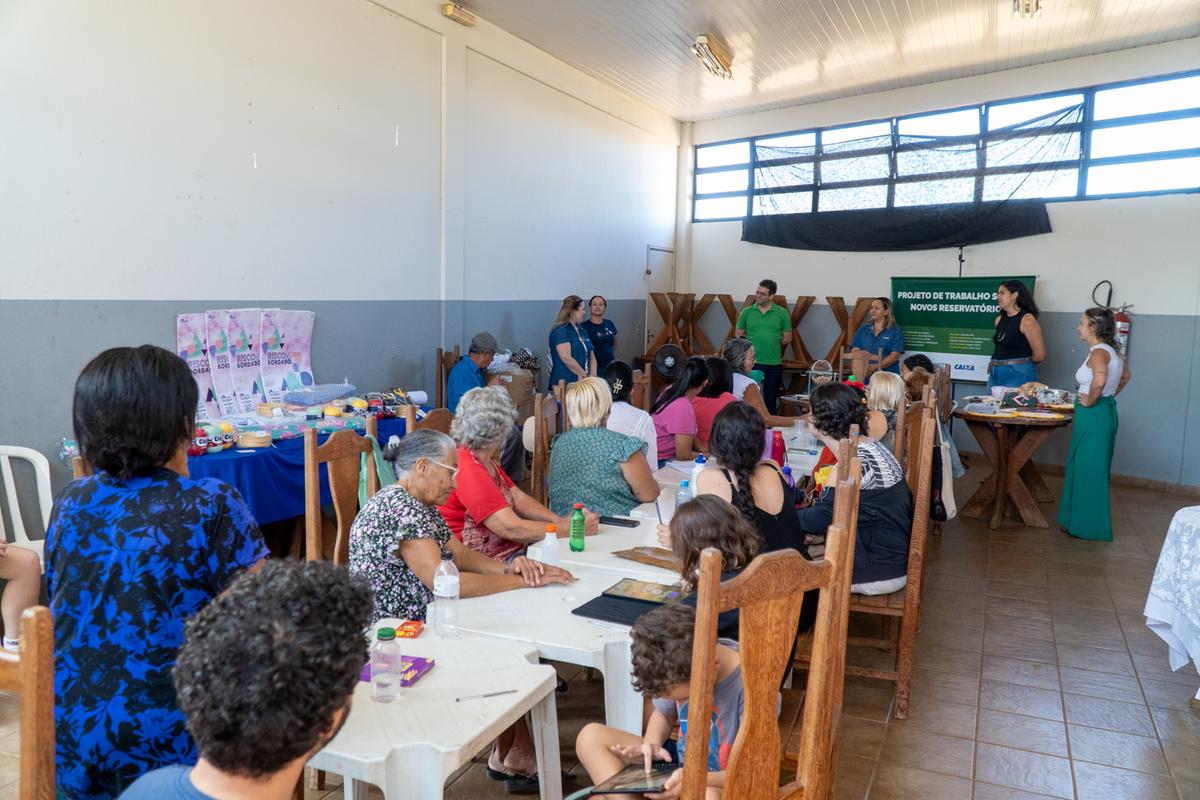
[693,303,1200,489]
[0,297,646,537]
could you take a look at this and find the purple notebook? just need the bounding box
[360,655,436,687]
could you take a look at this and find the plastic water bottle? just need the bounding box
[690,454,707,497]
[781,465,795,489]
[675,480,691,516]
[569,503,586,553]
[541,524,561,566]
[432,551,460,639]
[770,430,786,467]
[370,627,401,702]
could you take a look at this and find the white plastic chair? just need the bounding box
[0,446,52,568]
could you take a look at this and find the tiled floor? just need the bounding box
[3,471,1198,799]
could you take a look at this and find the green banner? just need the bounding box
[890,275,1036,382]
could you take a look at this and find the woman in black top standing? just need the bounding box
[988,279,1046,391]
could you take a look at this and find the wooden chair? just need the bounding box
[552,380,571,433]
[0,606,54,800]
[838,347,882,381]
[631,364,653,411]
[402,406,453,436]
[528,393,558,506]
[434,345,461,409]
[303,428,379,566]
[890,395,908,464]
[934,364,953,424]
[685,456,859,800]
[831,399,936,720]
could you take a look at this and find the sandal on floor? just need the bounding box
[505,771,570,795]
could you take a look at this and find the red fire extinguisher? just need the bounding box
[1093,281,1132,358]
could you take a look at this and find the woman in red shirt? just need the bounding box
[691,357,737,453]
[439,386,598,561]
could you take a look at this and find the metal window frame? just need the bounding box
[692,67,1200,223]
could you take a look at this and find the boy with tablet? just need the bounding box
[575,603,741,798]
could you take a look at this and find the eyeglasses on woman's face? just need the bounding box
[429,460,458,479]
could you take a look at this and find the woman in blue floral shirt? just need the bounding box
[46,345,268,799]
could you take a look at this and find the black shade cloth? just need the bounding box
[740,201,1052,252]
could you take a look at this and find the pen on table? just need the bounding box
[654,499,662,524]
[455,689,518,702]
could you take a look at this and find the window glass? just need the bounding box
[986,131,1080,168]
[822,121,892,153]
[821,154,890,184]
[1086,157,1200,195]
[1093,75,1200,121]
[897,143,977,175]
[988,94,1084,130]
[983,169,1079,200]
[898,108,979,137]
[1089,117,1200,159]
[753,192,813,215]
[818,185,888,211]
[755,163,815,188]
[756,132,817,149]
[695,169,749,195]
[694,196,748,220]
[696,141,750,169]
[894,178,976,206]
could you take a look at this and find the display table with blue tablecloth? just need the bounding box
[187,417,406,525]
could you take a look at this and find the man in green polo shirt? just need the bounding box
[735,278,791,413]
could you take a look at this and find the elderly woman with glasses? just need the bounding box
[440,386,599,561]
[350,428,573,624]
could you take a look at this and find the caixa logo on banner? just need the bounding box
[955,363,977,372]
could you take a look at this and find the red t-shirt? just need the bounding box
[437,446,523,561]
[691,393,737,451]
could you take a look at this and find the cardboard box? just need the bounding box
[490,368,535,425]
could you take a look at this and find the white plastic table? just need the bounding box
[528,520,678,581]
[454,565,657,734]
[1145,506,1200,704]
[309,629,561,800]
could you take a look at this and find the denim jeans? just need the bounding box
[987,359,1037,391]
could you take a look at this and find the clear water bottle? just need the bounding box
[690,454,706,497]
[370,627,401,703]
[675,480,691,516]
[432,551,460,639]
[540,524,561,566]
[569,503,586,553]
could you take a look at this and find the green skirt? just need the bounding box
[1057,396,1118,541]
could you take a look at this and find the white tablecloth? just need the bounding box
[1144,505,1200,675]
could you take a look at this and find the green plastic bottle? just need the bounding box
[569,503,585,552]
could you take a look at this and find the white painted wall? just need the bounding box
[0,0,680,303]
[685,40,1200,317]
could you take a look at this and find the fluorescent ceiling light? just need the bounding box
[692,34,733,80]
[1012,0,1042,18]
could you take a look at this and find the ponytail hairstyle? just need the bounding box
[1083,306,1118,348]
[650,356,708,416]
[602,359,634,404]
[697,357,732,399]
[1000,280,1040,318]
[706,401,767,526]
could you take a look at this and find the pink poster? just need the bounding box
[175,313,221,422]
[205,311,239,417]
[226,308,265,412]
[259,309,316,402]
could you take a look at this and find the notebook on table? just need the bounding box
[572,578,684,627]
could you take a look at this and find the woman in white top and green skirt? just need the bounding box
[1058,307,1131,541]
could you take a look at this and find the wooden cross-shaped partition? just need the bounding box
[643,292,695,355]
[823,296,876,364]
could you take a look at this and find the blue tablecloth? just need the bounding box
[187,417,406,525]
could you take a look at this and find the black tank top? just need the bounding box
[992,309,1032,360]
[722,467,809,557]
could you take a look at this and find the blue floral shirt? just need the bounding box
[46,468,268,800]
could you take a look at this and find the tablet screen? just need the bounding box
[589,764,675,794]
